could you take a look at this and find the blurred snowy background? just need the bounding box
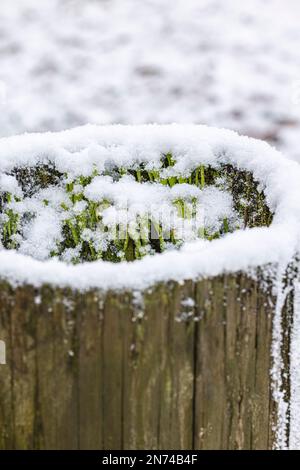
[1,0,300,161]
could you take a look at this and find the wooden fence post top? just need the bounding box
[0,125,299,450]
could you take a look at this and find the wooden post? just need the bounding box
[0,273,291,449]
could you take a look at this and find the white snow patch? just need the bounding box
[0,124,299,291]
[271,269,292,450]
[289,281,300,450]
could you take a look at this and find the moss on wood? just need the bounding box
[0,273,290,450]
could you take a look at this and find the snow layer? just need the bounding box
[1,0,300,162]
[271,271,292,450]
[4,174,236,262]
[289,282,300,450]
[0,124,300,290]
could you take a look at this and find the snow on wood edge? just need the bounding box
[0,123,300,291]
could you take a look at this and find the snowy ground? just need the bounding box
[1,0,300,161]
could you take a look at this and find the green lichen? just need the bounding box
[0,155,273,264]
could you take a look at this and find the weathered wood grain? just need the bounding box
[0,273,291,449]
